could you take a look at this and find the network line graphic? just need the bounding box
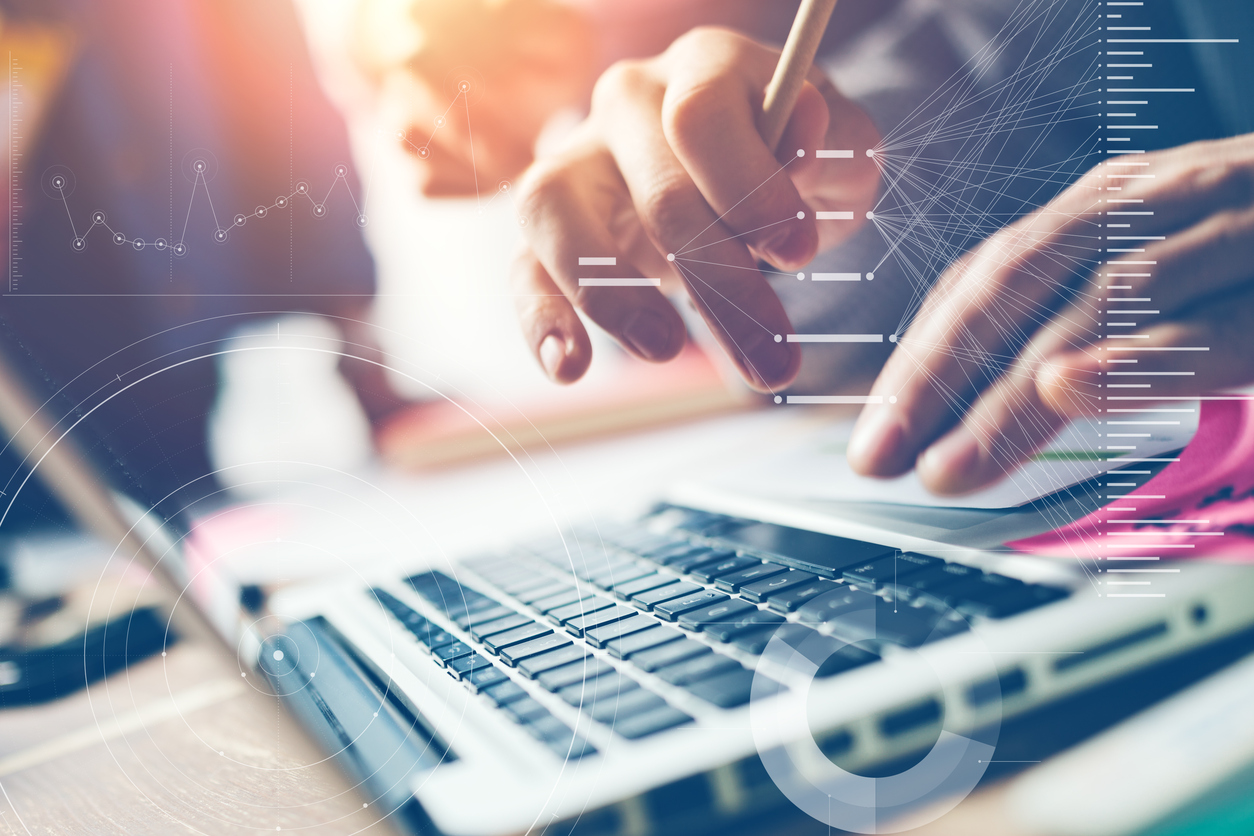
[46,154,367,257]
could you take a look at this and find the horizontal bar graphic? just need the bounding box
[811,272,862,281]
[816,211,854,220]
[787,334,883,343]
[816,150,854,158]
[577,278,660,287]
[786,395,884,405]
[578,256,616,266]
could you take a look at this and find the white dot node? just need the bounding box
[435,116,445,127]
[234,214,246,226]
[666,253,675,262]
[417,146,430,159]
[397,130,405,138]
[161,651,167,657]
[372,712,379,717]
[273,650,284,661]
[866,149,875,157]
[889,334,898,343]
[774,334,782,343]
[774,396,782,404]
[310,671,316,678]
[276,197,287,207]
[363,803,368,809]
[889,396,898,404]
[796,211,805,219]
[866,272,875,281]
[335,165,347,177]
[866,211,875,220]
[357,215,368,227]
[796,149,805,157]
[113,233,124,244]
[797,272,805,280]
[241,672,246,676]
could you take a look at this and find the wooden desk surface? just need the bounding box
[0,630,401,836]
[0,628,1027,836]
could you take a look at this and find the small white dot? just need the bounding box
[272,650,284,662]
[310,672,316,678]
[889,396,898,404]
[796,211,805,220]
[797,272,805,280]
[866,149,875,157]
[220,751,225,756]
[774,396,782,404]
[161,651,167,657]
[241,672,246,677]
[363,803,368,808]
[889,334,898,343]
[373,712,379,717]
[866,211,875,220]
[866,272,875,281]
[796,149,805,157]
[774,334,783,343]
[666,253,675,262]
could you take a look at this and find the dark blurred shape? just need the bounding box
[0,605,172,706]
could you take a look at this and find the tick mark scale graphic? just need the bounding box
[50,160,366,257]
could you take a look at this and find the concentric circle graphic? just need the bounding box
[749,591,1002,833]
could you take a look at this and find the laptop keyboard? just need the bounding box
[371,506,1070,759]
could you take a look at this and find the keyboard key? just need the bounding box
[628,639,711,673]
[498,572,559,596]
[666,549,736,572]
[713,523,894,577]
[432,641,475,665]
[610,574,680,601]
[676,599,757,632]
[548,598,614,625]
[639,541,702,564]
[482,622,552,654]
[631,581,702,610]
[795,586,877,627]
[741,571,818,603]
[516,644,588,679]
[465,664,509,692]
[824,598,967,647]
[766,579,841,613]
[446,652,494,679]
[770,625,879,677]
[500,633,573,666]
[949,579,1068,619]
[607,626,684,659]
[526,714,597,758]
[588,688,668,725]
[655,653,741,687]
[731,625,785,655]
[482,679,529,706]
[842,552,942,591]
[530,588,592,614]
[905,563,982,595]
[587,563,653,589]
[412,622,458,650]
[470,613,533,640]
[612,705,693,739]
[536,657,613,692]
[713,562,786,592]
[565,604,637,637]
[683,667,775,708]
[455,605,515,629]
[558,671,639,708]
[516,582,575,606]
[688,555,760,584]
[703,608,785,643]
[584,614,659,649]
[654,590,729,621]
[502,696,551,724]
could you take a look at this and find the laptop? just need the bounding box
[2,319,1252,836]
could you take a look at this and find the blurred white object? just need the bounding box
[209,314,373,496]
[1009,650,1254,836]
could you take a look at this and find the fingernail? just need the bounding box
[622,310,674,361]
[847,408,904,474]
[762,227,812,269]
[539,333,566,380]
[917,428,982,492]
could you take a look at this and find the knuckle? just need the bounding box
[515,162,571,223]
[638,173,700,241]
[592,59,650,109]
